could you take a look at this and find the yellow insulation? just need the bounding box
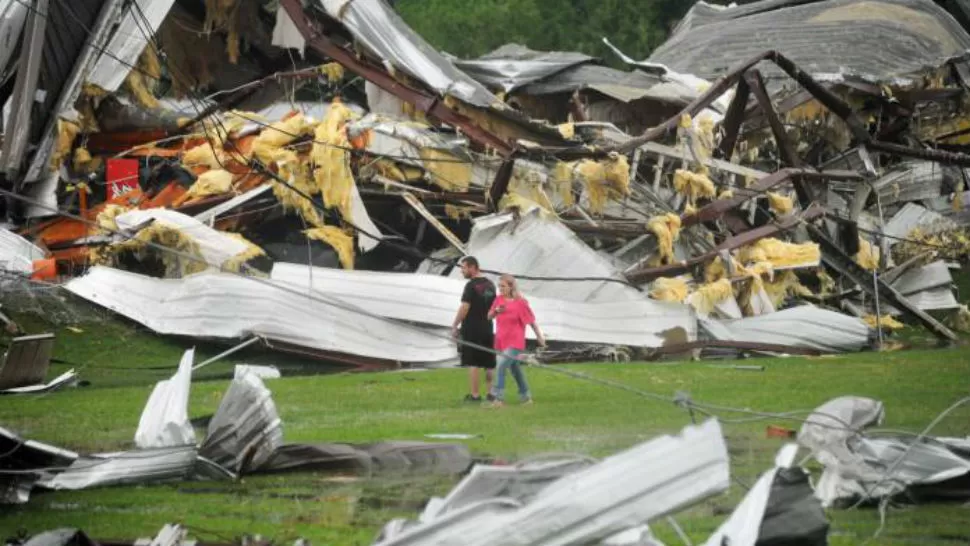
[576,159,607,213]
[320,62,345,83]
[204,0,240,63]
[705,256,729,283]
[863,314,906,331]
[419,148,472,192]
[673,169,716,204]
[817,268,836,296]
[950,305,970,333]
[252,113,310,164]
[854,237,880,271]
[551,162,575,207]
[718,189,735,200]
[605,153,631,197]
[506,172,555,213]
[115,224,209,278]
[767,192,794,215]
[499,192,548,214]
[558,123,575,139]
[689,278,733,316]
[184,169,234,201]
[273,149,323,227]
[649,277,689,302]
[576,154,630,215]
[739,238,821,270]
[124,46,162,109]
[221,232,266,272]
[305,226,355,270]
[311,102,357,219]
[72,147,100,174]
[50,119,81,170]
[444,204,474,220]
[182,143,226,170]
[694,115,716,162]
[762,270,812,307]
[646,213,682,265]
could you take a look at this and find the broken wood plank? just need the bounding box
[401,192,467,253]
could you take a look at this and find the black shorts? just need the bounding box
[459,331,496,369]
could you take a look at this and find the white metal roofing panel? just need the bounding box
[271,263,696,347]
[454,209,642,303]
[0,227,44,275]
[65,266,458,363]
[699,305,870,353]
[86,0,177,92]
[891,260,953,295]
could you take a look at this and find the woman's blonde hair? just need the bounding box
[499,274,521,299]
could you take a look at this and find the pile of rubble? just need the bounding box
[0,0,969,369]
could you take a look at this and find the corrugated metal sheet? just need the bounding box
[0,228,45,275]
[317,0,499,108]
[374,419,730,546]
[23,0,121,183]
[454,43,594,93]
[86,0,176,92]
[38,446,197,490]
[0,1,27,75]
[892,260,954,294]
[699,305,871,353]
[871,161,953,207]
[199,373,282,474]
[134,349,195,449]
[65,266,458,363]
[648,0,970,87]
[1,0,48,176]
[271,264,696,348]
[455,209,653,303]
[883,202,956,243]
[884,287,960,312]
[518,64,696,105]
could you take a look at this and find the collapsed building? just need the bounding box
[0,0,968,369]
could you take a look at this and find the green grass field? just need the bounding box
[1,291,969,545]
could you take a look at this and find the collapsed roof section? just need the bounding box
[649,0,970,88]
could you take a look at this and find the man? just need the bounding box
[451,256,496,402]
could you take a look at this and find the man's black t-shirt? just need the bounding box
[460,276,496,338]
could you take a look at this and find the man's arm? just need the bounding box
[452,302,470,339]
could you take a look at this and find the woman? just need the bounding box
[487,274,546,407]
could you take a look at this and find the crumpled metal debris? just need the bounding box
[799,396,970,507]
[134,348,196,449]
[373,419,730,546]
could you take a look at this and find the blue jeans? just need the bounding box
[491,349,531,402]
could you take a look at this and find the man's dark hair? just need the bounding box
[460,255,479,269]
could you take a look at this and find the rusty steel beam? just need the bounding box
[487,157,516,211]
[626,204,825,285]
[867,140,970,167]
[745,71,802,168]
[611,50,870,153]
[716,76,750,160]
[680,168,863,228]
[743,69,815,206]
[279,0,514,156]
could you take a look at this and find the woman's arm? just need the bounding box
[487,297,504,320]
[530,322,546,347]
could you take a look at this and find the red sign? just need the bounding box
[105,158,141,200]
